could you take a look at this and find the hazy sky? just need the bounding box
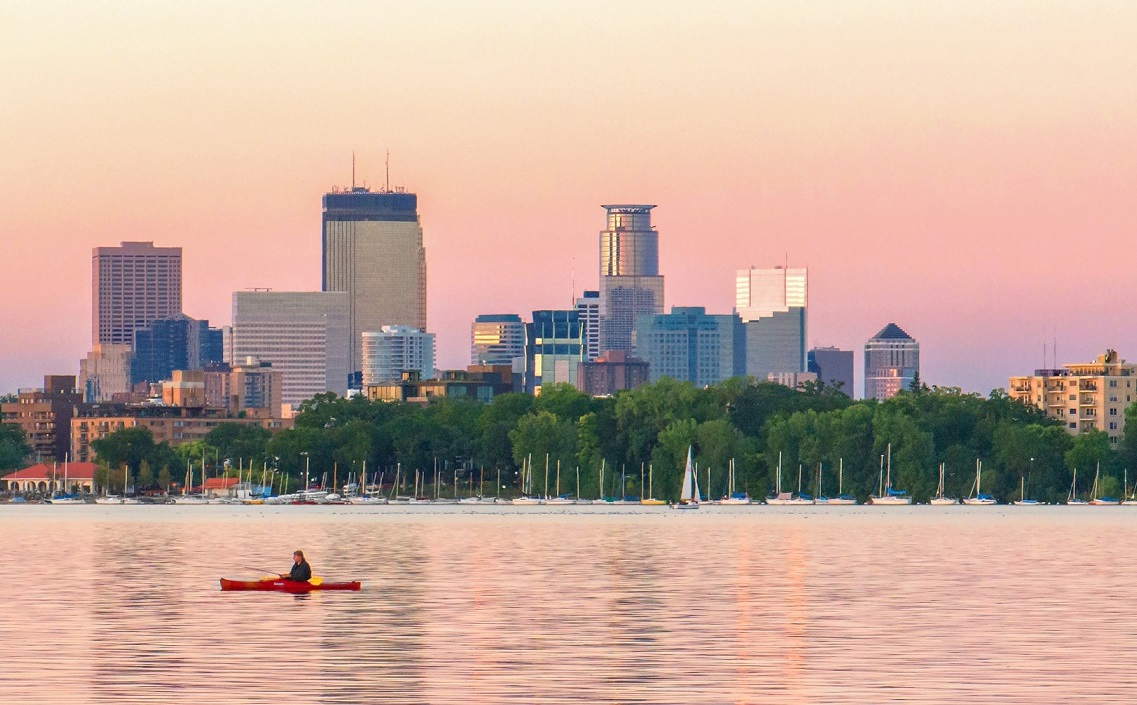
[2,1,1136,395]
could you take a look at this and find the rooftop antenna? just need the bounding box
[571,258,576,305]
[385,149,390,192]
[352,150,356,190]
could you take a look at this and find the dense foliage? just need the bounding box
[0,424,30,471]
[78,378,1137,502]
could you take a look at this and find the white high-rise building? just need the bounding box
[575,290,601,362]
[231,291,350,410]
[735,266,807,322]
[362,326,436,384]
[735,266,808,379]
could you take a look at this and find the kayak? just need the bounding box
[219,578,361,593]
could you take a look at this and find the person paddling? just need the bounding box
[281,550,312,582]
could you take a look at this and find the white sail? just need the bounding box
[680,446,695,502]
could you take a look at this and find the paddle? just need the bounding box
[242,565,323,585]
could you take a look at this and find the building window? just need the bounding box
[1069,423,1077,429]
[1110,422,1118,430]
[1110,408,1118,416]
[1069,395,1076,401]
[1110,380,1118,388]
[1069,409,1076,415]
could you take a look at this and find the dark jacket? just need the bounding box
[289,560,312,582]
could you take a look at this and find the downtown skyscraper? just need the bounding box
[735,266,808,381]
[598,205,664,354]
[92,241,183,347]
[322,185,427,382]
[81,241,183,401]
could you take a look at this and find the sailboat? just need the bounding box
[1067,467,1088,506]
[1013,474,1042,506]
[930,463,958,505]
[766,452,814,505]
[545,460,575,504]
[869,444,911,505]
[512,455,543,505]
[822,458,857,505]
[670,446,701,510]
[719,458,752,505]
[962,459,996,505]
[641,463,666,505]
[47,457,85,504]
[1088,462,1120,505]
[1122,468,1137,506]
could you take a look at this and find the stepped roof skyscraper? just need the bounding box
[864,323,920,400]
[322,180,426,381]
[598,205,663,354]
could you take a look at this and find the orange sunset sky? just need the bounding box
[2,1,1136,394]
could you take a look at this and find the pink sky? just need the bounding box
[2,2,1136,395]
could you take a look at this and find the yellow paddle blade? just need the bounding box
[308,576,323,586]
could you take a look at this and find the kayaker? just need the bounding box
[281,550,312,582]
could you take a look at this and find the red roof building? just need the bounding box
[2,462,97,494]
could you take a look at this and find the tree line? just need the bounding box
[74,377,1137,503]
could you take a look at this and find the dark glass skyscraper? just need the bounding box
[131,315,223,386]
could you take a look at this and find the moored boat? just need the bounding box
[670,446,701,510]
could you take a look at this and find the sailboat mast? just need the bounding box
[777,451,783,495]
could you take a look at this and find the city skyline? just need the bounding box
[4,3,1137,394]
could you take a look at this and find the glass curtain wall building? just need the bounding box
[735,266,808,379]
[525,310,585,394]
[634,307,745,387]
[599,205,663,354]
[470,314,526,366]
[361,326,436,385]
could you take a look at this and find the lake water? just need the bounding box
[2,504,1135,704]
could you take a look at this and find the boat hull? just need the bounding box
[820,498,857,505]
[219,578,361,593]
[870,496,911,505]
[961,498,997,505]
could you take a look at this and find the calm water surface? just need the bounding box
[1,504,1135,704]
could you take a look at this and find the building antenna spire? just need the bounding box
[571,258,576,305]
[385,149,390,192]
[352,150,356,190]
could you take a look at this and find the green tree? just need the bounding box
[90,427,157,475]
[0,424,30,470]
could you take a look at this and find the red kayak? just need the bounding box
[219,578,361,593]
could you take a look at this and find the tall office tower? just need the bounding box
[361,326,436,385]
[231,291,350,410]
[92,241,183,347]
[131,315,224,386]
[864,323,920,400]
[471,314,526,366]
[575,290,601,361]
[598,205,664,353]
[322,186,427,379]
[634,307,745,387]
[525,310,585,394]
[735,266,808,379]
[808,346,855,395]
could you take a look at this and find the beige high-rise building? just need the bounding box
[1008,349,1137,445]
[79,344,132,402]
[322,187,427,378]
[231,291,349,410]
[92,241,182,347]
